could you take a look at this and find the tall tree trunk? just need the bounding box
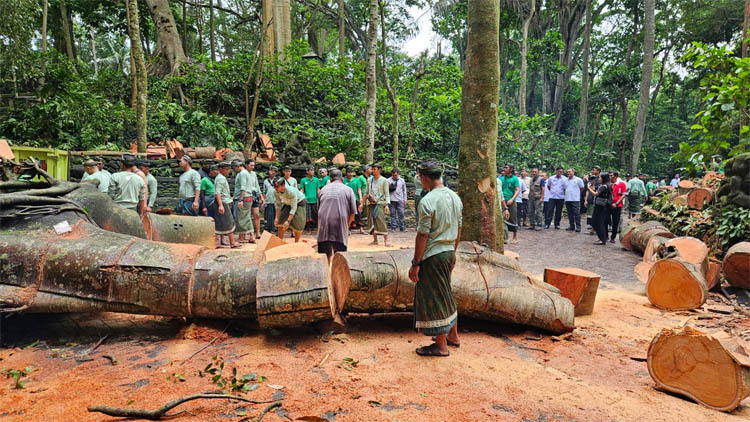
[578,0,592,140]
[59,0,75,60]
[41,0,48,53]
[741,0,749,133]
[125,3,138,109]
[196,2,203,55]
[630,0,655,174]
[90,28,98,76]
[127,0,149,153]
[551,0,586,132]
[261,0,275,59]
[586,107,603,161]
[338,0,346,57]
[209,0,216,61]
[364,0,379,163]
[273,0,292,54]
[618,3,639,169]
[379,4,399,168]
[519,0,535,117]
[146,0,188,74]
[458,0,503,252]
[407,54,426,158]
[650,47,671,119]
[182,0,188,54]
[606,110,616,152]
[542,72,548,114]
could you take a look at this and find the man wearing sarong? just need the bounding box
[300,166,321,234]
[409,158,463,357]
[262,166,278,233]
[274,177,307,242]
[214,162,237,248]
[246,160,263,239]
[176,156,201,216]
[627,173,648,218]
[232,160,255,244]
[359,165,372,222]
[360,163,391,246]
[199,165,216,217]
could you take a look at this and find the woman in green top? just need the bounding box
[200,166,217,217]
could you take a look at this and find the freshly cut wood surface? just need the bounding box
[705,260,722,291]
[634,262,653,284]
[686,187,713,210]
[723,242,750,289]
[646,258,707,310]
[647,326,750,412]
[664,237,709,276]
[543,267,600,316]
[253,231,286,264]
[642,234,670,264]
[677,179,695,195]
[264,242,317,262]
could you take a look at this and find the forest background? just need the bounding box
[1,0,749,177]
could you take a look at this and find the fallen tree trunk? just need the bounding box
[330,243,575,334]
[631,226,675,253]
[65,184,148,238]
[686,187,714,210]
[724,242,750,289]
[620,220,670,251]
[647,326,750,412]
[543,268,600,316]
[141,212,216,248]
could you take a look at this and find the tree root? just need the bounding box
[87,393,276,420]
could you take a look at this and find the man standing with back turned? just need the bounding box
[409,159,463,357]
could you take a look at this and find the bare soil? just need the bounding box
[1,226,748,421]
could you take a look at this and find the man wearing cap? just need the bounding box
[214,162,237,248]
[138,161,157,212]
[262,166,278,233]
[300,166,321,234]
[344,167,364,234]
[282,165,298,188]
[82,159,110,193]
[246,160,262,239]
[108,154,146,215]
[274,177,307,242]
[232,160,255,243]
[361,163,391,246]
[176,156,201,216]
[388,168,407,232]
[317,169,357,261]
[409,158,462,357]
[200,165,217,217]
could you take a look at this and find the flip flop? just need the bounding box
[415,343,450,357]
[431,336,460,348]
[230,244,241,249]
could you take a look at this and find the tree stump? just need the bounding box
[141,213,216,249]
[677,179,695,195]
[647,326,750,412]
[543,268,600,316]
[686,187,714,210]
[723,242,750,289]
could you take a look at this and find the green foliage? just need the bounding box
[199,355,264,394]
[3,367,32,389]
[715,205,750,250]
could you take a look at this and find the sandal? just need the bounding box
[415,343,450,357]
[431,336,460,348]
[230,244,241,249]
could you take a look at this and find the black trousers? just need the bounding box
[609,207,622,241]
[545,198,565,227]
[592,206,610,243]
[565,201,581,231]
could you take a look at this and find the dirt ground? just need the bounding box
[1,220,749,421]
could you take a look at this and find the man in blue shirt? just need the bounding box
[564,168,585,232]
[544,167,566,229]
[670,173,681,188]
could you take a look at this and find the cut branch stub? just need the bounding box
[543,267,600,316]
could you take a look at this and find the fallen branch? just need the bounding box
[256,401,282,422]
[87,393,275,420]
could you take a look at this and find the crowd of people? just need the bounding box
[497,164,670,246]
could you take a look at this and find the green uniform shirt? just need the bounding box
[627,178,647,196]
[357,175,367,194]
[108,171,146,209]
[178,169,201,199]
[234,169,251,200]
[86,170,110,193]
[318,176,330,188]
[200,177,215,196]
[417,186,463,260]
[278,184,306,215]
[214,173,232,203]
[344,176,362,201]
[300,176,320,203]
[501,175,520,201]
[284,176,298,189]
[248,171,261,194]
[366,175,390,205]
[264,179,276,204]
[646,181,657,196]
[146,173,158,207]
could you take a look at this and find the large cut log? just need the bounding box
[706,260,722,291]
[646,258,708,310]
[543,268,600,316]
[686,187,714,210]
[0,212,257,318]
[254,256,332,328]
[647,326,750,412]
[677,179,695,195]
[724,242,750,289]
[141,213,216,248]
[664,237,709,276]
[330,243,575,334]
[642,234,672,264]
[620,220,669,251]
[631,225,675,253]
[193,146,217,159]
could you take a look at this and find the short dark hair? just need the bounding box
[245,159,254,165]
[506,164,515,171]
[556,166,564,171]
[417,158,442,180]
[612,171,619,177]
[392,168,400,174]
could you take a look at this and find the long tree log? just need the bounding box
[724,242,750,289]
[648,326,750,412]
[141,212,216,248]
[330,243,575,334]
[620,220,669,251]
[629,223,675,253]
[65,184,148,238]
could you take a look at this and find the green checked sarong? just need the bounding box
[414,251,458,336]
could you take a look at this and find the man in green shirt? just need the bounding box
[344,167,364,233]
[360,163,391,246]
[409,158,463,357]
[177,156,201,216]
[282,165,298,188]
[626,173,648,217]
[214,162,237,247]
[646,177,657,205]
[138,161,157,213]
[82,159,110,193]
[232,159,255,244]
[274,177,307,242]
[200,166,217,217]
[246,160,262,239]
[300,166,321,234]
[262,166,278,233]
[499,164,520,244]
[318,168,330,187]
[108,154,146,215]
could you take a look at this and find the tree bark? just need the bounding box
[125,3,138,109]
[618,3,639,169]
[577,0,592,139]
[379,4,399,168]
[127,0,149,153]
[364,0,379,163]
[585,107,602,161]
[146,0,188,74]
[273,0,292,54]
[458,0,502,252]
[551,0,586,132]
[741,1,749,132]
[142,214,215,248]
[41,0,48,53]
[338,0,346,57]
[629,0,655,174]
[518,0,535,117]
[90,29,98,76]
[59,0,75,60]
[182,0,188,54]
[261,0,275,59]
[209,0,216,61]
[407,54,427,158]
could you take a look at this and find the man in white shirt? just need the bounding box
[564,168,585,232]
[519,169,532,227]
[669,173,681,188]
